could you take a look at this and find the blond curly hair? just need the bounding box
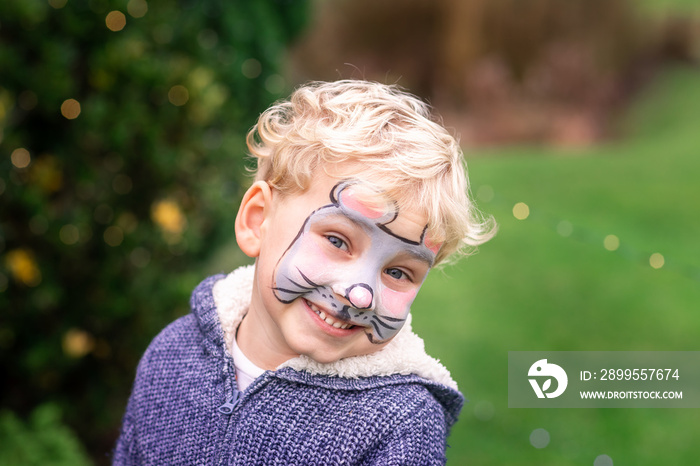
[246,80,495,264]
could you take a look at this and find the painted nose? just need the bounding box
[333,283,374,309]
[348,284,373,309]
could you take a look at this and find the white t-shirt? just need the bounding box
[231,335,266,391]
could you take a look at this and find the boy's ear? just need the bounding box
[235,181,272,258]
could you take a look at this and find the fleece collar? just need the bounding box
[212,265,459,391]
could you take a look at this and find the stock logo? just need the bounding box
[528,359,568,399]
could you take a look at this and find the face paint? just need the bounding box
[272,181,438,343]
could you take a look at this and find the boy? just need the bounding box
[114,80,494,465]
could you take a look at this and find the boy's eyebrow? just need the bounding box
[324,210,376,234]
[401,246,435,268]
[323,210,436,267]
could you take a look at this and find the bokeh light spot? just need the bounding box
[557,220,573,237]
[529,428,550,449]
[11,148,31,168]
[118,212,139,234]
[168,85,189,106]
[594,454,613,466]
[5,249,41,287]
[242,58,262,79]
[197,29,218,49]
[104,225,124,247]
[152,199,187,237]
[62,329,95,358]
[513,202,530,220]
[106,11,127,32]
[127,0,148,18]
[604,234,620,251]
[59,224,80,245]
[49,0,68,8]
[650,253,665,269]
[265,74,286,94]
[61,98,81,119]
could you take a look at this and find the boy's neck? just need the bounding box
[236,304,298,371]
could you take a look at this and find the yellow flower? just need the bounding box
[151,199,187,241]
[62,329,95,358]
[5,249,41,287]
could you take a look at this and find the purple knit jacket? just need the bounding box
[113,269,464,465]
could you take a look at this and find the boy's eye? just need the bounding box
[384,267,407,281]
[326,235,348,251]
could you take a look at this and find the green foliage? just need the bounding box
[0,404,92,466]
[0,0,307,459]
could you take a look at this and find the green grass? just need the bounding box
[638,0,700,13]
[411,66,700,465]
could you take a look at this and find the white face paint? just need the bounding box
[272,181,440,343]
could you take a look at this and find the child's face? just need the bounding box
[251,170,439,364]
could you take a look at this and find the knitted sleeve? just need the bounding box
[111,313,223,465]
[112,315,176,465]
[113,406,138,465]
[360,393,449,466]
[112,344,152,465]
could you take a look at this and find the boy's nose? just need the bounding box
[332,283,373,309]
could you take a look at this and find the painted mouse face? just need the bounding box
[272,181,440,343]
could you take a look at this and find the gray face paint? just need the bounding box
[272,181,439,343]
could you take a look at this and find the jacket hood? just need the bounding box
[210,265,461,392]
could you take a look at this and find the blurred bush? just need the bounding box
[0,0,307,461]
[290,0,698,146]
[0,404,92,466]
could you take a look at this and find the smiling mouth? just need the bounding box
[304,299,356,330]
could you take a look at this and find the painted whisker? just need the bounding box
[377,315,405,323]
[370,321,384,339]
[374,318,402,330]
[297,269,321,288]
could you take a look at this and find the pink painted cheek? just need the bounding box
[285,237,335,282]
[379,288,417,318]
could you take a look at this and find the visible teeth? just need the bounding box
[306,299,352,330]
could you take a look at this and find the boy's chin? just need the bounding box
[299,336,393,365]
